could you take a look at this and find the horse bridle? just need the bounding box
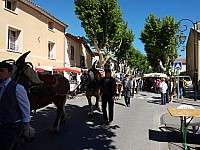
[12,62,34,89]
[81,71,91,86]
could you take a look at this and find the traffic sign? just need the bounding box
[174,61,182,70]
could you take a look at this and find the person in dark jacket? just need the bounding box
[122,74,132,107]
[100,68,116,125]
[0,62,31,150]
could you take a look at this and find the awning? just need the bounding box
[35,67,44,72]
[35,66,54,72]
[53,67,82,74]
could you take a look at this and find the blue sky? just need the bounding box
[31,0,200,58]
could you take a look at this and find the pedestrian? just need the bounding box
[169,78,174,102]
[122,74,131,107]
[136,79,139,94]
[119,73,123,84]
[183,77,187,97]
[165,77,171,103]
[129,76,135,98]
[159,78,168,105]
[178,77,184,98]
[139,78,143,91]
[100,68,116,125]
[156,79,161,94]
[0,62,31,150]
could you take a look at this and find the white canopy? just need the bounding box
[143,73,167,78]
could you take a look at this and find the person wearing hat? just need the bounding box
[0,61,31,149]
[100,68,116,125]
[122,74,132,107]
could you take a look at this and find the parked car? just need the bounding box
[176,76,193,91]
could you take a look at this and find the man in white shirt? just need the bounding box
[0,62,31,149]
[159,78,168,105]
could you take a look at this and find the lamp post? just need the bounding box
[178,19,197,101]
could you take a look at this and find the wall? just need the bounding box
[0,0,67,67]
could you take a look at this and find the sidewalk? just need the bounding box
[161,91,200,150]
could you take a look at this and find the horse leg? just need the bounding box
[119,87,122,99]
[50,96,67,132]
[95,95,101,112]
[60,105,67,124]
[86,95,93,115]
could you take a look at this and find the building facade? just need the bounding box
[66,33,93,69]
[186,21,200,84]
[0,0,68,67]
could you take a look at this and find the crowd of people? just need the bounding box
[144,76,188,105]
[0,60,189,148]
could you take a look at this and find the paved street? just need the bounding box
[23,91,200,150]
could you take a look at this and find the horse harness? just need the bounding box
[81,69,100,89]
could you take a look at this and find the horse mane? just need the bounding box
[88,68,101,82]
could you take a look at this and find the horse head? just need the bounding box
[81,69,92,86]
[12,51,43,90]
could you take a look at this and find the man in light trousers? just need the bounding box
[160,78,168,105]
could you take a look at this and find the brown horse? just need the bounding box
[115,82,122,100]
[6,51,70,132]
[80,62,102,115]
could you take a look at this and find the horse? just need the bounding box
[5,51,70,132]
[80,62,102,115]
[115,82,122,100]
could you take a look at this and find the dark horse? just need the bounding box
[81,61,102,115]
[5,51,70,132]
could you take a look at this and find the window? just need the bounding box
[48,41,56,59]
[48,21,54,30]
[7,28,21,51]
[80,55,85,68]
[5,0,16,11]
[70,46,74,60]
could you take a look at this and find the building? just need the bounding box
[0,0,68,67]
[186,21,200,83]
[66,33,94,69]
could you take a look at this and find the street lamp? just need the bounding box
[178,19,197,101]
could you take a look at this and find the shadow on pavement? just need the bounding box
[151,96,161,99]
[23,103,119,150]
[115,101,126,107]
[147,100,161,105]
[149,128,200,144]
[149,129,181,143]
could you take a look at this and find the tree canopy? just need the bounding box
[75,0,123,50]
[140,14,178,73]
[74,0,150,75]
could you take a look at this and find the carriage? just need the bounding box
[3,51,70,132]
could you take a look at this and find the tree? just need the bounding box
[75,0,123,50]
[75,0,135,67]
[126,47,150,75]
[75,0,149,74]
[140,14,178,74]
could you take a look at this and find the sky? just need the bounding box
[31,0,200,58]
